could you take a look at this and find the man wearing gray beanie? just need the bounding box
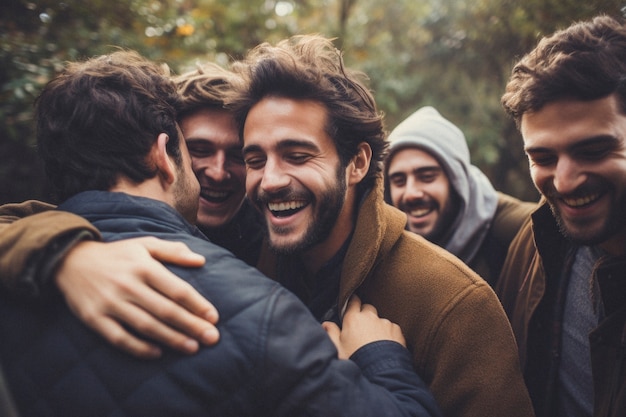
[384,106,535,285]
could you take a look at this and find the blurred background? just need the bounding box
[2,0,624,205]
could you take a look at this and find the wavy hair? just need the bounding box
[230,35,387,194]
[502,14,626,126]
[174,62,241,119]
[36,50,182,201]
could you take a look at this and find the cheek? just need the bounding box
[231,165,247,185]
[389,186,403,206]
[191,157,209,173]
[245,169,261,195]
[428,180,449,201]
[529,168,546,190]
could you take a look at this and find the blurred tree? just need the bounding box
[0,0,306,203]
[1,0,624,204]
[339,0,623,200]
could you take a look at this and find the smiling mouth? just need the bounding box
[408,206,434,218]
[201,189,231,203]
[561,192,602,208]
[268,200,308,218]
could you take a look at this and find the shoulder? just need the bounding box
[363,230,495,325]
[490,192,537,244]
[389,230,483,284]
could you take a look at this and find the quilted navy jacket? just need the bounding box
[0,191,441,417]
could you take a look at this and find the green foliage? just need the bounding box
[1,0,623,203]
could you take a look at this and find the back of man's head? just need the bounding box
[36,50,183,202]
[230,34,387,193]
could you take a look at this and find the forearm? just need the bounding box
[266,290,442,417]
[349,340,442,417]
[0,204,100,297]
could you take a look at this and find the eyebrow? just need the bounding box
[524,134,620,154]
[389,165,442,176]
[242,138,321,156]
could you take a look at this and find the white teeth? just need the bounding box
[563,193,600,207]
[268,201,305,211]
[409,207,432,217]
[204,190,228,198]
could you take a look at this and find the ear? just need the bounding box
[154,133,177,185]
[347,142,372,186]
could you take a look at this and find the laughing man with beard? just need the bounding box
[228,35,535,417]
[497,15,626,417]
[384,106,536,285]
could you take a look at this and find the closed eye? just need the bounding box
[526,151,556,167]
[187,145,215,158]
[244,155,266,169]
[418,172,439,183]
[286,153,313,164]
[388,174,406,187]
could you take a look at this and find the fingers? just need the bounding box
[127,270,220,347]
[105,301,201,355]
[139,237,206,267]
[336,294,408,356]
[88,315,163,359]
[322,321,340,338]
[345,294,362,313]
[55,238,220,359]
[322,321,347,359]
[345,294,377,316]
[143,264,219,324]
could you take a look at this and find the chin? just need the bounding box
[268,235,308,256]
[198,214,232,229]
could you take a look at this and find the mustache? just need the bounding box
[255,188,312,205]
[543,180,605,200]
[402,197,437,210]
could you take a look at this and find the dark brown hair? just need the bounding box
[36,50,183,201]
[230,35,387,193]
[502,14,626,126]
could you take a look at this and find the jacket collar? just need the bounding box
[338,176,407,315]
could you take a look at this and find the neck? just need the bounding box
[110,176,171,207]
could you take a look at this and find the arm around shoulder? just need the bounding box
[0,202,100,297]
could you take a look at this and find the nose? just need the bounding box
[260,158,290,193]
[404,177,425,202]
[553,157,586,195]
[201,153,230,182]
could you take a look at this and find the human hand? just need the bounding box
[322,295,406,359]
[55,237,219,359]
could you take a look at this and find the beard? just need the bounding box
[425,190,461,245]
[550,195,626,246]
[546,181,626,246]
[263,165,347,256]
[174,164,200,225]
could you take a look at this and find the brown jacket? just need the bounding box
[469,192,537,285]
[258,178,535,417]
[496,202,626,417]
[0,200,99,296]
[496,204,626,417]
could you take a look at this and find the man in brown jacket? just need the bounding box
[0,36,534,417]
[497,14,626,417]
[222,34,533,417]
